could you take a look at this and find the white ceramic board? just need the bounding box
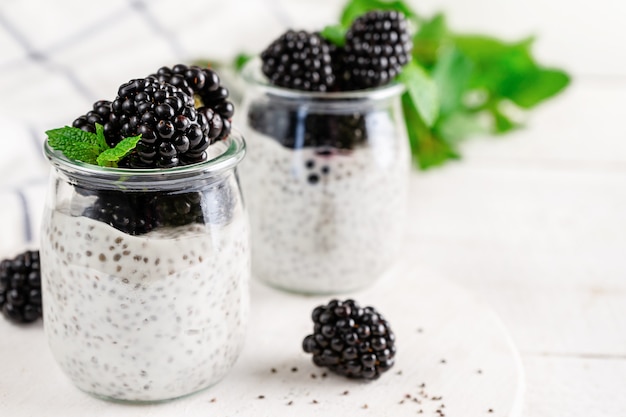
[0,259,524,417]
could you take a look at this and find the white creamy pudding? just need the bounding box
[240,128,409,294]
[40,209,249,402]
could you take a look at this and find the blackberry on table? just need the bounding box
[302,299,396,380]
[109,78,219,168]
[261,30,335,92]
[0,250,42,324]
[340,10,412,89]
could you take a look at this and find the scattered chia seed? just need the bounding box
[287,400,293,406]
[291,367,298,372]
[488,409,493,413]
[307,173,320,185]
[342,390,350,396]
[440,359,446,364]
[311,373,317,379]
[362,404,368,409]
[258,395,265,399]
[312,399,318,404]
[40,210,249,402]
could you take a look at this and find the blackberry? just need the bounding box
[261,30,335,92]
[109,78,218,168]
[72,100,120,147]
[81,191,154,236]
[149,64,234,140]
[150,192,205,228]
[302,299,396,380]
[340,10,412,89]
[247,99,396,150]
[0,250,42,324]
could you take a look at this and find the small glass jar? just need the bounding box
[40,131,249,402]
[238,61,410,294]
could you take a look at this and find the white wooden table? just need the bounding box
[1,0,625,415]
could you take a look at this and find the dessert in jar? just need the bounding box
[238,11,412,294]
[41,65,250,402]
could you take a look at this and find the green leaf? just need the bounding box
[491,107,519,133]
[412,13,449,67]
[46,126,102,164]
[96,135,142,167]
[432,47,473,115]
[435,111,488,143]
[397,60,439,127]
[340,0,418,27]
[234,53,253,72]
[402,93,459,169]
[320,24,347,47]
[506,68,570,108]
[95,123,109,152]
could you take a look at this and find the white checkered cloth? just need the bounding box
[0,0,337,257]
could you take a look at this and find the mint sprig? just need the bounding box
[323,0,570,169]
[46,124,141,168]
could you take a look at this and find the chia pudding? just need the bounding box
[240,90,410,294]
[40,207,249,402]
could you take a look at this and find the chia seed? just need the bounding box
[40,210,250,402]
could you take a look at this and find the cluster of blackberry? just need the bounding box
[78,182,234,236]
[302,299,396,380]
[69,64,236,233]
[72,64,233,169]
[260,10,412,92]
[252,10,411,150]
[246,101,394,150]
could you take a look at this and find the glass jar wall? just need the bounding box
[239,61,410,294]
[40,131,249,402]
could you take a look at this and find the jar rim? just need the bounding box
[43,128,246,189]
[241,58,406,102]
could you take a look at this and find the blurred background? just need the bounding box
[1,0,625,415]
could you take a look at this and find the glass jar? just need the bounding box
[239,61,410,294]
[40,131,249,402]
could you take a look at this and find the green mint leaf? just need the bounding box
[413,13,449,67]
[96,135,142,167]
[506,68,570,108]
[435,111,488,143]
[402,93,459,169]
[490,107,519,133]
[455,36,538,100]
[432,47,473,116]
[398,60,439,127]
[320,24,347,47]
[234,53,254,72]
[46,126,102,164]
[95,123,109,152]
[340,0,419,27]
